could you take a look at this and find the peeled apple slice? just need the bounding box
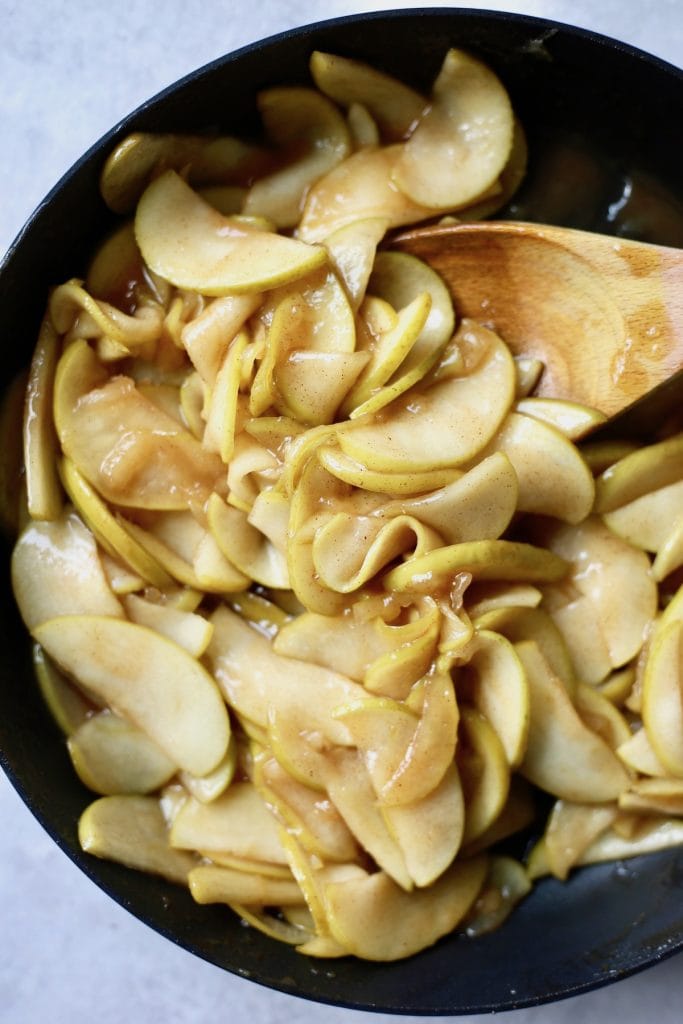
[339,322,516,472]
[79,795,195,884]
[323,855,488,961]
[594,433,683,513]
[392,48,514,209]
[33,616,231,777]
[135,170,326,294]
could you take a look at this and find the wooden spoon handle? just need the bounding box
[392,221,683,417]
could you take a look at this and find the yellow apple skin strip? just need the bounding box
[24,314,62,520]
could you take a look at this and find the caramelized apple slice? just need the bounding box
[34,615,230,776]
[136,170,326,294]
[392,48,513,209]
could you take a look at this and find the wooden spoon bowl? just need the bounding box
[392,220,683,418]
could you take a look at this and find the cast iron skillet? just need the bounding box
[1,8,682,1015]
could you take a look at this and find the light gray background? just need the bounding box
[1,2,681,1022]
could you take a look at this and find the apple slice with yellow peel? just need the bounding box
[380,670,458,806]
[34,615,230,777]
[202,331,249,461]
[180,741,237,804]
[382,762,464,887]
[574,682,632,752]
[189,863,302,907]
[243,87,350,228]
[59,458,173,589]
[619,778,683,817]
[122,592,213,658]
[33,643,92,735]
[332,695,419,796]
[68,711,177,795]
[461,855,532,937]
[12,510,123,630]
[460,630,529,767]
[181,293,262,385]
[385,539,568,594]
[642,617,683,777]
[485,412,595,524]
[54,339,225,511]
[653,517,683,582]
[310,51,426,141]
[392,48,513,209]
[594,433,683,513]
[254,754,359,863]
[543,799,618,880]
[542,517,657,669]
[170,781,287,863]
[386,452,518,545]
[603,480,683,552]
[298,145,440,243]
[323,748,412,890]
[136,170,326,294]
[458,706,510,844]
[206,604,364,740]
[318,446,461,496]
[207,493,289,590]
[339,321,515,472]
[515,640,630,802]
[515,397,606,440]
[79,795,196,884]
[323,217,389,309]
[100,131,271,214]
[23,314,62,521]
[323,855,488,961]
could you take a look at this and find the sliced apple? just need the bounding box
[547,593,614,686]
[457,706,510,844]
[461,855,531,937]
[577,818,683,868]
[497,606,575,692]
[100,131,271,214]
[189,863,302,906]
[542,517,657,668]
[594,433,683,513]
[323,217,389,309]
[23,314,62,520]
[122,592,213,658]
[180,740,237,804]
[543,799,618,880]
[79,794,196,883]
[135,170,326,294]
[206,604,364,740]
[385,539,568,594]
[339,322,515,472]
[310,51,426,141]
[515,640,630,802]
[12,509,123,630]
[33,643,92,735]
[346,102,380,148]
[459,630,529,766]
[181,293,262,385]
[392,48,513,209]
[603,480,683,552]
[59,458,173,589]
[170,781,287,864]
[298,145,439,243]
[54,339,225,511]
[34,615,230,776]
[515,397,606,440]
[382,762,464,887]
[485,412,595,524]
[323,855,488,961]
[653,516,683,582]
[318,446,462,496]
[207,492,289,590]
[642,617,683,777]
[244,87,350,228]
[68,711,177,795]
[619,778,683,817]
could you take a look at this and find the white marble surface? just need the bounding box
[1,2,682,1022]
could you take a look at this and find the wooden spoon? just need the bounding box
[391,220,683,420]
